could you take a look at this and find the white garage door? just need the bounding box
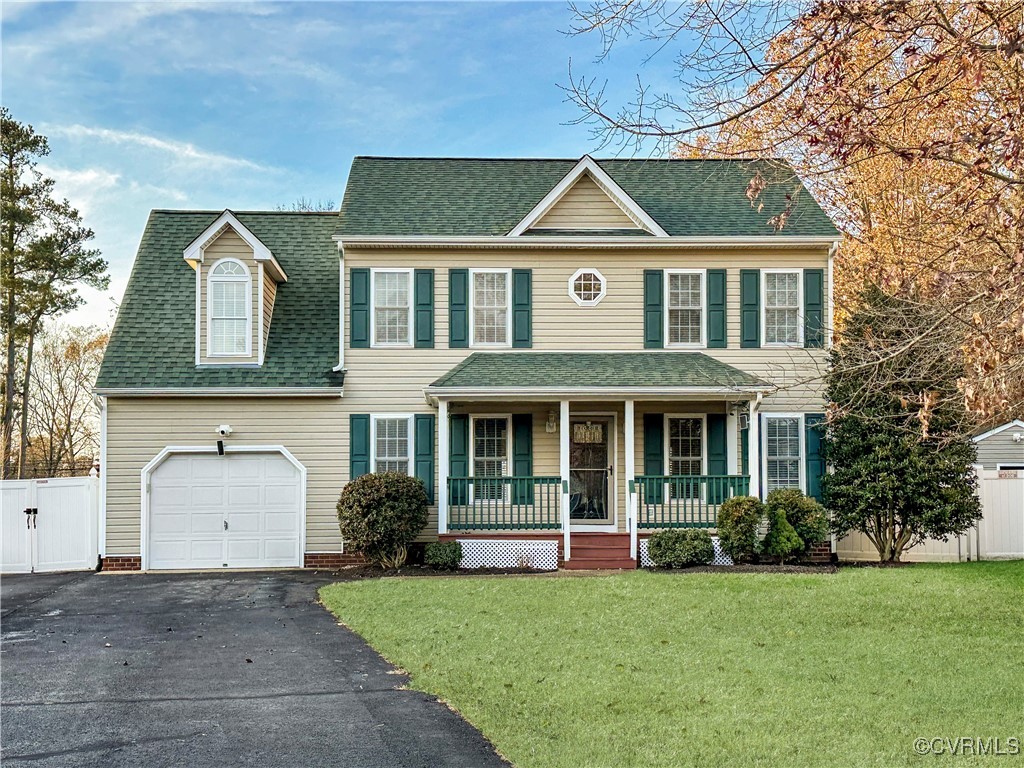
[148,452,302,570]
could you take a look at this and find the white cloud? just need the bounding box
[43,124,273,172]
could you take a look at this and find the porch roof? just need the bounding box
[426,352,769,400]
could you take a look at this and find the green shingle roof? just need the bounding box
[336,157,839,238]
[96,211,343,390]
[429,352,768,390]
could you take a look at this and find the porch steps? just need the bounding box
[563,533,637,570]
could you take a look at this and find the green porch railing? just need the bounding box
[447,476,562,531]
[634,475,750,529]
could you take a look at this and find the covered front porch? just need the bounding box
[426,352,770,568]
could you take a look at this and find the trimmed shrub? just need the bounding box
[765,489,829,557]
[716,495,764,563]
[337,473,429,568]
[762,507,804,563]
[647,529,715,568]
[424,541,462,570]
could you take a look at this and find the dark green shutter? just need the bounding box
[706,269,727,348]
[414,414,435,504]
[512,269,532,348]
[805,413,826,502]
[414,269,434,348]
[740,269,760,348]
[707,413,727,503]
[643,270,664,348]
[449,269,469,348]
[449,414,469,504]
[350,268,370,349]
[643,413,665,503]
[349,414,370,479]
[511,413,533,504]
[803,268,825,348]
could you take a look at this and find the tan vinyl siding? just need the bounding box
[198,229,260,365]
[262,269,277,354]
[975,428,1024,469]
[533,174,640,230]
[343,246,830,411]
[105,397,349,555]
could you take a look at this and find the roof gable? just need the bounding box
[974,420,1024,442]
[509,156,667,236]
[183,210,288,282]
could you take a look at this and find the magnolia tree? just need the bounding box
[822,287,982,561]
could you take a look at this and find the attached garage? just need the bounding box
[144,448,304,570]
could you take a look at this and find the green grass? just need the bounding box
[321,563,1024,767]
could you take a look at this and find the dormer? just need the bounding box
[508,155,668,237]
[183,210,288,366]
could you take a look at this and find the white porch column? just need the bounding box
[560,400,570,561]
[726,409,739,475]
[624,399,637,560]
[748,400,761,499]
[437,399,449,535]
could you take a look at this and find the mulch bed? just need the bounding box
[309,564,550,581]
[645,563,838,574]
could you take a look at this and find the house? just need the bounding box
[94,155,840,571]
[973,420,1024,471]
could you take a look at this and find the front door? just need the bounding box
[569,417,612,522]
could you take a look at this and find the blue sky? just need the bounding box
[1,1,681,326]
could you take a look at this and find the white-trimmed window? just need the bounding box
[667,415,705,498]
[763,415,803,491]
[569,268,607,306]
[208,258,252,356]
[371,269,413,347]
[371,415,413,474]
[762,270,802,346]
[471,416,510,500]
[470,269,511,346]
[666,270,704,347]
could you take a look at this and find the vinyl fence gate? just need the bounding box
[1,476,99,573]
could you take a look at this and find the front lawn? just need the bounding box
[320,563,1024,767]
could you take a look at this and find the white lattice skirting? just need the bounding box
[639,536,734,567]
[457,539,560,570]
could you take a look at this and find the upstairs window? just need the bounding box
[208,259,251,356]
[569,268,607,306]
[372,415,413,474]
[372,269,412,346]
[763,271,802,346]
[471,270,510,346]
[666,270,704,346]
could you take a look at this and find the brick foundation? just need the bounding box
[303,552,367,568]
[806,541,834,564]
[99,556,142,572]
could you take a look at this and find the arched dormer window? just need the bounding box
[208,258,251,356]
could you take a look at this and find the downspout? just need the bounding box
[333,244,345,372]
[92,393,107,562]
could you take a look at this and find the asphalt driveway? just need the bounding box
[1,570,506,768]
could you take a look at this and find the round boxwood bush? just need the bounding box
[716,495,764,563]
[762,507,804,563]
[647,529,715,568]
[765,489,829,557]
[337,473,428,568]
[424,541,462,570]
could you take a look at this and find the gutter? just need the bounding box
[94,387,344,397]
[423,384,772,405]
[335,235,841,250]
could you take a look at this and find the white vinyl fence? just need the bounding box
[2,476,99,573]
[837,468,1024,562]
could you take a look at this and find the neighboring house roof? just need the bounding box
[96,211,344,392]
[336,157,840,238]
[973,420,1024,442]
[427,352,768,392]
